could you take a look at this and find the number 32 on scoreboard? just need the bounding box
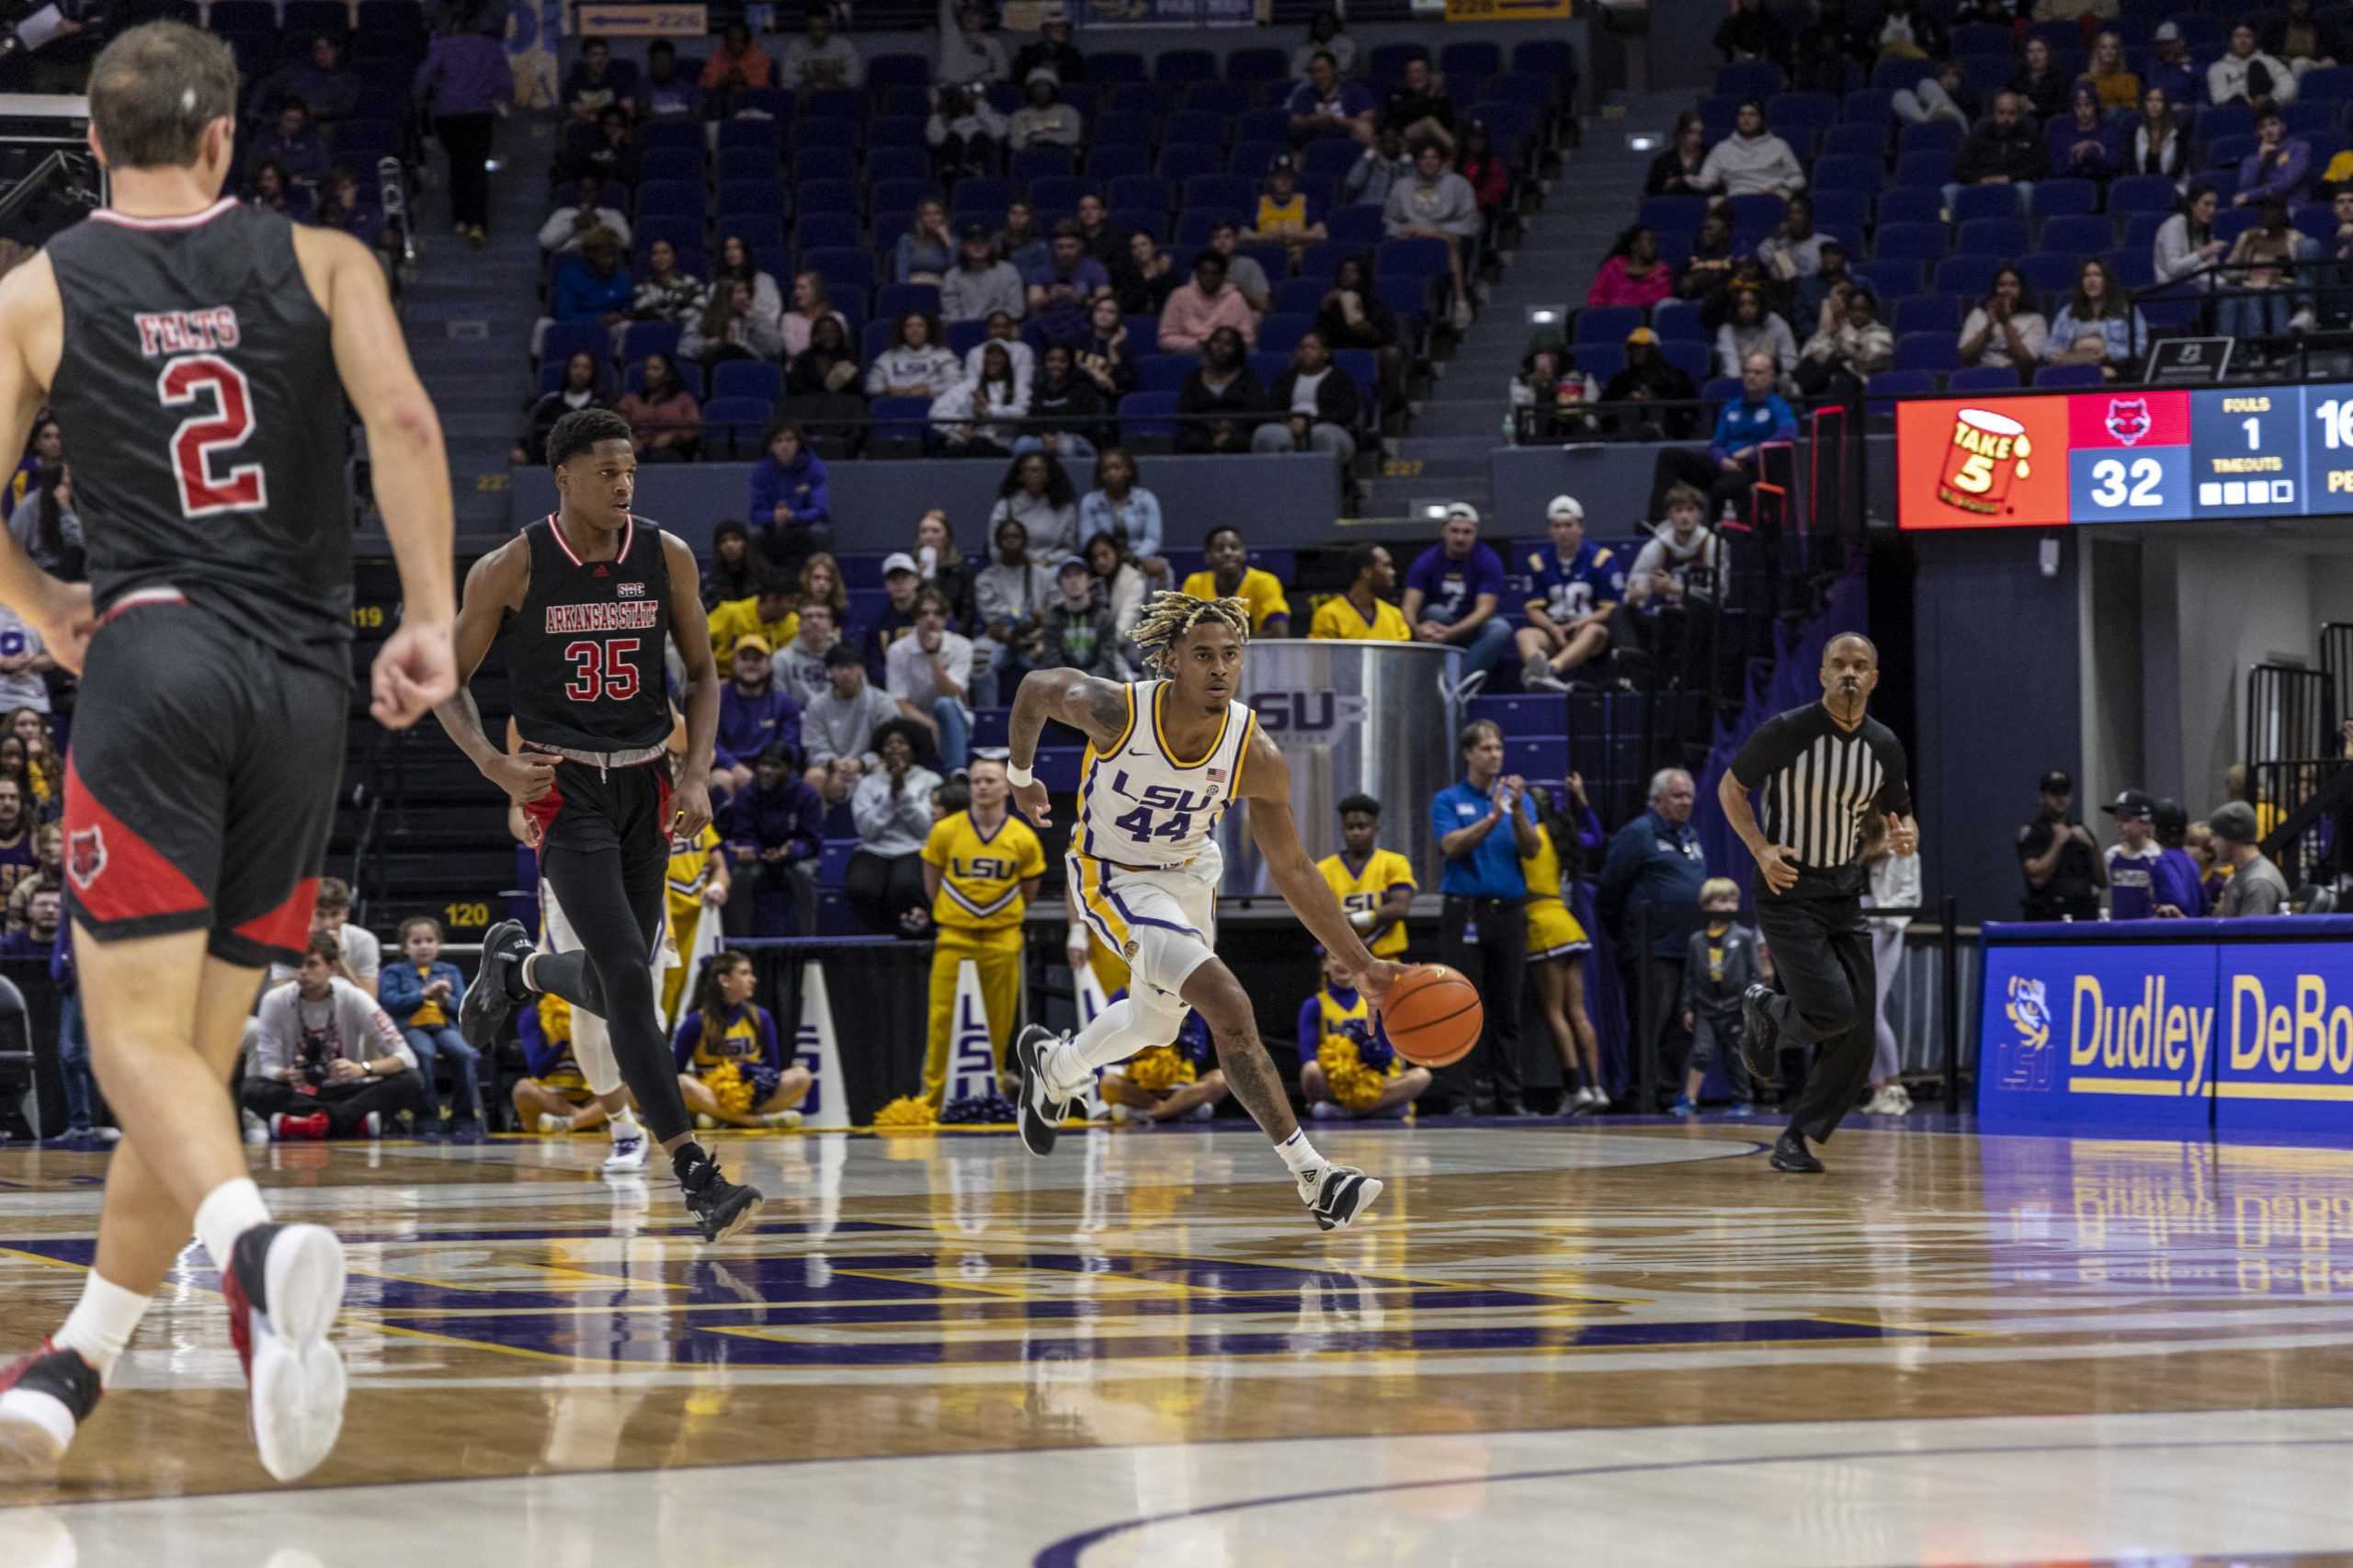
[2087,457,2164,508]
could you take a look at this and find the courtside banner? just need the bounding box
[2213,941,2353,1133]
[1978,929,2220,1127]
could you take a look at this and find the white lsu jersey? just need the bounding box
[1073,680,1258,869]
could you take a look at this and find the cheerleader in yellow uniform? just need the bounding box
[1096,1008,1229,1124]
[661,820,729,1025]
[512,994,601,1130]
[919,756,1047,1110]
[1527,775,1608,1112]
[673,951,812,1129]
[1297,948,1429,1119]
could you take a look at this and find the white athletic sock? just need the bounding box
[1276,1129,1325,1179]
[518,952,541,993]
[53,1272,151,1386]
[1050,999,1165,1095]
[192,1177,272,1278]
[608,1107,642,1142]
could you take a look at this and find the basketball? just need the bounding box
[1381,964,1483,1068]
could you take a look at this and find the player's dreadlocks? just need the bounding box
[1131,590,1252,674]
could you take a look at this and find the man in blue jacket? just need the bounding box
[1597,767,1711,1109]
[715,636,802,802]
[746,421,833,581]
[1648,349,1798,525]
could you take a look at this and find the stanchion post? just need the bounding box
[1634,903,1654,1115]
[1939,893,1961,1116]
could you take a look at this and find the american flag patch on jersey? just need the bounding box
[1207,767,1228,785]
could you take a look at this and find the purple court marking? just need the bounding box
[1031,1436,2353,1567]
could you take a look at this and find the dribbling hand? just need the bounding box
[371,619,458,731]
[1755,843,1802,893]
[1355,960,1405,1009]
[1013,777,1051,826]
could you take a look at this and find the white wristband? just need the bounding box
[1006,763,1035,788]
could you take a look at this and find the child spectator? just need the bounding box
[722,745,823,937]
[1678,877,1760,1113]
[379,917,484,1141]
[1298,948,1429,1119]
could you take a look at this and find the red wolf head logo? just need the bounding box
[2105,397,2152,446]
[68,826,105,890]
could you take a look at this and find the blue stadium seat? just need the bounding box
[951,177,1017,219]
[1894,149,1955,187]
[1893,333,1959,372]
[1258,312,1313,353]
[874,282,942,322]
[1933,255,2000,296]
[792,211,860,251]
[1183,175,1255,213]
[2035,364,2105,387]
[867,395,932,446]
[1165,109,1226,148]
[1236,108,1291,146]
[791,146,857,185]
[700,396,773,454]
[618,321,683,365]
[640,146,703,185]
[1820,122,1887,160]
[867,120,928,158]
[1865,369,1937,413]
[717,146,779,185]
[1118,391,1178,440]
[1010,148,1076,184]
[1660,340,1710,383]
[1087,144,1151,184]
[2302,65,2353,101]
[1949,364,2027,391]
[1876,187,1943,225]
[633,180,702,221]
[1029,175,1096,212]
[2109,175,2180,215]
[1768,92,1838,139]
[1811,154,1880,195]
[1112,208,1167,242]
[2041,214,2112,255]
[795,178,860,216]
[1375,238,1450,284]
[1274,277,1328,315]
[1957,217,2029,256]
[869,52,930,86]
[717,119,782,155]
[1135,353,1195,392]
[1949,186,2021,226]
[1091,51,1148,84]
[1843,88,1893,124]
[2018,250,2084,298]
[868,177,933,218]
[1812,190,1869,231]
[1639,195,1708,233]
[1109,175,1171,213]
[641,120,704,153]
[1156,46,1217,83]
[1575,306,1643,344]
[2106,247,2155,290]
[1856,260,1924,301]
[1652,299,1708,340]
[711,361,782,403]
[1898,119,1962,155]
[1226,46,1288,82]
[1893,293,1960,335]
[801,246,876,297]
[2032,179,2101,219]
[1187,81,1252,118]
[1157,143,1222,183]
[1715,61,1782,98]
[1875,221,1949,262]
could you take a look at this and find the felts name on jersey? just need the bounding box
[136,307,242,357]
[545,599,662,633]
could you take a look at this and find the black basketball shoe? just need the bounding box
[459,919,533,1050]
[0,1342,102,1471]
[678,1150,765,1243]
[1301,1165,1384,1233]
[1013,1025,1071,1157]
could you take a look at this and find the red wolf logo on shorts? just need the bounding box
[68,825,105,890]
[2105,398,2152,446]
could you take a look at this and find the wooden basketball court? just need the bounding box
[6,1119,2353,1564]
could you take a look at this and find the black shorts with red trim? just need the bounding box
[63,596,347,968]
[520,749,672,866]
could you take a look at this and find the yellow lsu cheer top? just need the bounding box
[1296,984,1403,1079]
[922,809,1046,935]
[1520,825,1590,960]
[666,824,722,922]
[1316,846,1416,959]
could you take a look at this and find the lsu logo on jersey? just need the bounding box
[953,855,1020,881]
[2105,398,2151,446]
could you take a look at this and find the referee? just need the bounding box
[1716,633,1916,1174]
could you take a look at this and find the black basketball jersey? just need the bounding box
[43,199,351,678]
[508,512,672,754]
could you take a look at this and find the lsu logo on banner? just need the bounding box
[1977,941,2217,1126]
[2216,946,2353,1131]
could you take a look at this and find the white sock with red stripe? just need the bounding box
[54,1271,151,1386]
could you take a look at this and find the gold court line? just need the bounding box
[2068,1079,2193,1096]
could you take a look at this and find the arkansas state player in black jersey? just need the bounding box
[0,25,458,1483]
[437,407,762,1242]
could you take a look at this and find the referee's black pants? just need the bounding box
[1439,894,1526,1109]
[1756,893,1875,1144]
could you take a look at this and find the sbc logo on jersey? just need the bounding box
[617,583,646,598]
[2104,398,2151,447]
[68,826,106,891]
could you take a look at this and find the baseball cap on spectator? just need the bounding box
[1624,326,1658,347]
[2209,801,2259,843]
[881,551,921,578]
[1444,502,1480,524]
[1055,553,1090,575]
[2101,789,2154,821]
[2040,768,2074,794]
[733,633,773,658]
[1547,494,1584,521]
[960,222,992,244]
[1268,153,1297,176]
[1025,66,1059,87]
[2154,19,2180,39]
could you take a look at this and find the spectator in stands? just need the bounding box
[938,0,1010,87]
[685,278,785,366]
[1013,6,1086,82]
[252,33,359,125]
[4,822,59,930]
[614,352,700,462]
[14,711,51,817]
[1182,525,1291,635]
[540,175,631,256]
[2235,107,2314,208]
[776,597,839,709]
[848,718,942,934]
[559,105,642,190]
[1176,326,1267,455]
[636,40,702,120]
[942,222,1027,324]
[930,341,1029,457]
[1385,141,1483,331]
[1957,265,2051,379]
[245,934,421,1141]
[1794,280,1892,407]
[0,882,57,956]
[0,597,44,721]
[1713,0,1792,72]
[1310,543,1408,641]
[2211,22,2296,108]
[2047,85,2117,184]
[700,20,774,108]
[1112,232,1180,319]
[2149,798,2210,916]
[1080,530,1146,656]
[1860,0,1946,64]
[2045,257,2148,378]
[1040,553,1125,678]
[272,881,384,1017]
[0,778,34,895]
[415,9,509,246]
[806,643,901,796]
[964,308,1037,394]
[896,198,959,287]
[2145,23,2200,107]
[2155,181,2227,290]
[1677,203,1744,316]
[709,233,786,324]
[720,746,823,937]
[10,417,60,510]
[800,551,851,629]
[1206,222,1275,314]
[782,7,865,90]
[2209,801,2290,915]
[2220,199,2313,352]
[788,270,856,362]
[1245,154,1329,258]
[1084,196,1136,268]
[1020,343,1108,460]
[1509,337,1598,443]
[1615,486,1729,691]
[1293,6,1359,78]
[246,161,302,220]
[1654,350,1795,520]
[7,464,81,581]
[1601,327,1700,442]
[1009,69,1082,149]
[710,575,801,666]
[1598,767,1707,1110]
[550,232,634,347]
[1079,449,1167,583]
[972,451,1070,562]
[862,552,926,678]
[2120,85,2188,188]
[1893,60,1977,128]
[627,241,703,340]
[2018,767,2104,919]
[1383,55,1457,151]
[869,311,964,400]
[1646,112,1710,199]
[1950,91,2044,217]
[1516,494,1620,691]
[888,586,975,774]
[703,520,757,609]
[747,419,833,573]
[912,509,980,631]
[1586,224,1677,310]
[562,38,630,121]
[1075,293,1141,403]
[513,349,612,466]
[1313,254,1404,416]
[1457,119,1513,242]
[784,313,867,426]
[1289,51,1378,147]
[1401,503,1512,680]
[976,517,1052,689]
[2099,789,2165,917]
[1161,250,1258,352]
[1347,128,1416,209]
[2268,0,2345,76]
[381,917,483,1142]
[2007,37,2069,123]
[1713,283,1797,381]
[997,199,1050,273]
[1698,99,1804,200]
[1026,222,1111,348]
[1756,194,1826,286]
[2081,30,2138,109]
[250,98,329,187]
[1253,329,1361,482]
[717,635,804,798]
[929,81,1007,179]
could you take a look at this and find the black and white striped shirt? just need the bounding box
[1730,703,1914,900]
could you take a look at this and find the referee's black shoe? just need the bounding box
[1769,1129,1824,1174]
[460,920,533,1050]
[1738,983,1781,1081]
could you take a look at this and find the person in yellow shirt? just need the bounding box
[1525,777,1607,1111]
[1315,793,1415,960]
[919,756,1047,1110]
[1308,543,1409,641]
[662,822,729,1024]
[708,577,800,664]
[1242,153,1327,256]
[1180,525,1290,635]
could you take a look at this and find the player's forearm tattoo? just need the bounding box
[1211,1029,1300,1142]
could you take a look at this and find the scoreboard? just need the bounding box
[1894,384,2353,529]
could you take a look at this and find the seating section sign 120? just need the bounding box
[1894,385,2353,529]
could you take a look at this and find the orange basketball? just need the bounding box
[1381,963,1483,1069]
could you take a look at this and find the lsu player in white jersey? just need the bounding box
[1006,591,1404,1232]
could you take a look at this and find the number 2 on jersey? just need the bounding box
[563,638,641,702]
[156,354,266,517]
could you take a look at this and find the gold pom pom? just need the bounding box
[1123,1046,1197,1092]
[1316,1035,1389,1112]
[537,994,572,1045]
[703,1060,754,1119]
[872,1095,937,1131]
